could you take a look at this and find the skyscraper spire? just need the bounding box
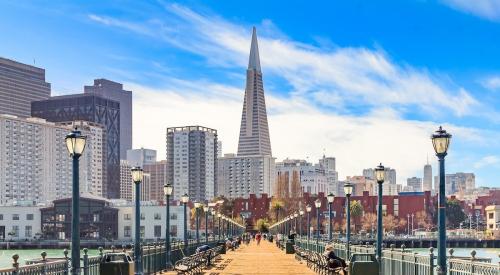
[237,27,272,156]
[248,27,261,72]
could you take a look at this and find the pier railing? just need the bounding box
[294,237,500,275]
[0,237,220,275]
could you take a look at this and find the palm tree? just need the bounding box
[270,198,285,221]
[350,200,364,232]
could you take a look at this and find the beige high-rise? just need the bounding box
[237,27,272,157]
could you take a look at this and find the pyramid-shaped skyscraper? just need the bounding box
[237,27,272,157]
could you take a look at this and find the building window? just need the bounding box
[25,226,32,238]
[12,214,19,221]
[170,225,177,237]
[124,214,131,220]
[11,226,19,237]
[93,214,100,222]
[26,214,34,220]
[140,226,145,238]
[382,205,387,216]
[0,214,3,220]
[141,213,145,220]
[489,213,494,219]
[154,225,162,238]
[171,213,177,220]
[124,226,131,238]
[154,213,161,220]
[57,214,65,222]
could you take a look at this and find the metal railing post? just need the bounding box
[12,254,19,275]
[63,249,69,275]
[83,248,89,275]
[429,247,435,275]
[41,251,47,275]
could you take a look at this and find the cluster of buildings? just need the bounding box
[0,27,498,241]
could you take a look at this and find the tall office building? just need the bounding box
[85,79,132,157]
[0,115,104,204]
[144,160,168,201]
[423,161,433,192]
[217,27,276,199]
[0,57,51,117]
[363,167,397,185]
[126,148,157,167]
[237,27,272,157]
[31,94,121,198]
[120,160,133,201]
[406,177,423,192]
[435,172,475,196]
[166,126,217,202]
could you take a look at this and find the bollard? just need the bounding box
[41,251,47,275]
[429,247,435,275]
[63,249,69,275]
[12,254,19,275]
[111,245,116,253]
[83,248,89,275]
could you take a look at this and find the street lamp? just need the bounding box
[411,213,414,236]
[299,210,304,237]
[374,163,385,263]
[327,193,335,241]
[294,213,299,236]
[344,183,353,258]
[306,205,312,245]
[217,213,222,241]
[194,201,201,245]
[203,205,210,244]
[431,126,451,275]
[163,183,173,269]
[65,129,86,275]
[181,194,190,255]
[131,166,144,275]
[315,199,321,250]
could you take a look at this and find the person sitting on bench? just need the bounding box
[323,244,346,268]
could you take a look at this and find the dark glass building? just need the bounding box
[31,94,121,198]
[40,196,118,240]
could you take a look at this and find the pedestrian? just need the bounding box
[323,244,346,269]
[256,232,262,245]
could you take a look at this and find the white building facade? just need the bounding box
[0,206,41,241]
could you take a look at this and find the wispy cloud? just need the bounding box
[441,0,500,21]
[88,3,480,119]
[481,75,500,90]
[473,155,500,169]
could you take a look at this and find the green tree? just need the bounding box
[255,218,270,233]
[350,200,364,232]
[446,199,466,228]
[270,198,285,221]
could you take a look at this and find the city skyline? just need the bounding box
[1,1,500,187]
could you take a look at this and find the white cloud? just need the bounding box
[473,155,500,169]
[88,3,479,118]
[442,0,500,21]
[482,76,500,90]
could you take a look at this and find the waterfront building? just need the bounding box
[217,153,275,199]
[31,94,121,199]
[40,195,118,240]
[116,202,189,241]
[407,177,423,192]
[144,160,168,201]
[0,115,104,204]
[126,148,157,167]
[423,161,433,192]
[84,79,132,158]
[434,172,475,196]
[485,205,500,238]
[166,126,217,202]
[0,205,41,241]
[0,57,51,118]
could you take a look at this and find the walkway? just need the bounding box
[201,240,315,275]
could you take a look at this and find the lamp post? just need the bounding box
[65,129,86,275]
[344,183,353,258]
[194,202,201,245]
[181,194,190,255]
[299,210,304,237]
[217,213,222,241]
[431,126,452,275]
[327,193,335,241]
[163,183,173,269]
[294,213,298,235]
[306,205,312,243]
[203,205,209,244]
[315,199,321,250]
[374,163,385,263]
[469,213,473,231]
[407,214,410,235]
[131,167,144,275]
[411,213,414,236]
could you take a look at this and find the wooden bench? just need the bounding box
[293,247,345,275]
[174,245,224,274]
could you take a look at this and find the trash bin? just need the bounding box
[348,253,379,275]
[268,235,274,243]
[99,252,134,275]
[217,241,226,254]
[285,239,295,254]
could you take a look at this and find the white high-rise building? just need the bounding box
[126,148,157,167]
[435,172,475,196]
[406,177,423,192]
[364,167,397,185]
[423,161,433,192]
[167,126,217,202]
[0,115,104,205]
[217,153,275,199]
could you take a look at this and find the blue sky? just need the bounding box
[1,0,500,188]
